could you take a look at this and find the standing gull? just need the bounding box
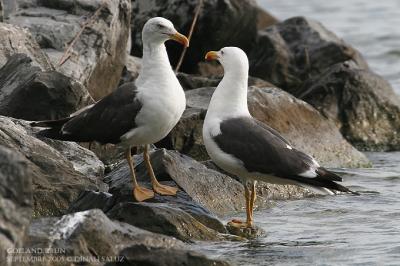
[203,47,356,228]
[31,17,189,202]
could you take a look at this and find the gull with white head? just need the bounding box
[31,17,189,202]
[203,47,357,228]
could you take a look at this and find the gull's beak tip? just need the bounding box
[205,51,219,61]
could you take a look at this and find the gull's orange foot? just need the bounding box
[133,186,154,202]
[152,182,179,196]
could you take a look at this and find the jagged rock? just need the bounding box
[108,245,231,266]
[163,86,370,167]
[0,54,93,121]
[107,202,222,242]
[299,62,400,151]
[0,146,32,263]
[249,16,368,93]
[131,0,260,73]
[0,23,52,70]
[4,0,131,100]
[22,209,187,266]
[0,116,106,217]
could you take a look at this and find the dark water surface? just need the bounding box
[259,0,400,94]
[198,152,400,265]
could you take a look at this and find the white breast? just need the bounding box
[121,79,186,146]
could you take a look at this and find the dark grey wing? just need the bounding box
[61,82,142,144]
[213,117,353,193]
[214,117,318,177]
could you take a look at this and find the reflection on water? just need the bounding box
[197,152,400,265]
[258,0,400,94]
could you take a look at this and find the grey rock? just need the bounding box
[108,245,231,266]
[299,62,400,151]
[0,146,32,264]
[0,116,106,217]
[164,86,370,168]
[0,22,52,70]
[107,202,222,242]
[4,0,131,100]
[131,0,259,73]
[0,54,93,121]
[23,209,185,266]
[249,16,368,92]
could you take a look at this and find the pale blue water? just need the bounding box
[197,2,400,264]
[199,152,400,265]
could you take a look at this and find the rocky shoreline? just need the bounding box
[1,0,400,265]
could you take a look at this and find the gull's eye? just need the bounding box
[221,50,224,55]
[157,24,164,29]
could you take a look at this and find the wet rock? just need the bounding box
[0,116,106,217]
[249,16,368,93]
[107,202,221,242]
[0,54,93,121]
[226,222,265,240]
[109,245,231,266]
[165,86,370,167]
[131,0,259,73]
[0,146,32,262]
[4,0,131,100]
[299,62,400,151]
[0,23,52,70]
[23,209,185,266]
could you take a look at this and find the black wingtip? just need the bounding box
[316,167,342,182]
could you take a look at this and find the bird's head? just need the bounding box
[205,47,249,75]
[142,17,189,47]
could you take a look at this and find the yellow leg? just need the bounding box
[143,145,178,196]
[126,148,154,202]
[229,184,251,228]
[248,181,257,228]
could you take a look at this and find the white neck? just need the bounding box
[136,43,177,87]
[206,70,250,120]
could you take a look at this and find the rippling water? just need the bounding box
[199,152,400,265]
[259,0,400,94]
[195,2,400,265]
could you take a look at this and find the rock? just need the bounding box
[0,23,52,70]
[107,202,222,242]
[176,73,275,91]
[255,5,278,30]
[0,54,93,121]
[4,0,131,100]
[0,116,106,217]
[299,62,400,151]
[0,146,32,263]
[22,209,186,266]
[249,16,368,93]
[163,86,370,167]
[108,245,231,266]
[226,222,265,240]
[131,0,260,73]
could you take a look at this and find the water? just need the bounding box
[258,0,400,95]
[198,152,400,265]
